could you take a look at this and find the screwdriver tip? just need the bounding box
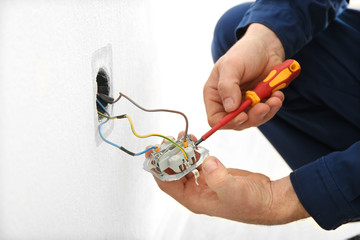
[194,138,204,146]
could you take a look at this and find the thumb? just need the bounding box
[202,156,234,195]
[218,75,242,112]
[217,63,242,112]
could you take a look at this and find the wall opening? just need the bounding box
[96,68,110,119]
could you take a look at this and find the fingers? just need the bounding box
[235,91,284,130]
[202,156,235,198]
[220,90,284,130]
[261,91,284,122]
[155,176,187,202]
[217,61,242,112]
[204,63,243,127]
[145,140,187,201]
[204,67,229,127]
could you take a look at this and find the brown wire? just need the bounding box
[117,92,189,141]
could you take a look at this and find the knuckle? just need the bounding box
[217,80,229,92]
[220,55,235,66]
[207,118,217,128]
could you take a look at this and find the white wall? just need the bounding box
[0,0,359,239]
[0,1,162,239]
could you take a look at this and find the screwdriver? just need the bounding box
[195,59,301,146]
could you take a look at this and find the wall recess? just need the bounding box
[92,44,114,146]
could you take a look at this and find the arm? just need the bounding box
[270,175,310,224]
[236,0,349,58]
[290,141,360,230]
[202,0,358,229]
[231,0,359,230]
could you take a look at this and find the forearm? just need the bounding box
[269,176,310,224]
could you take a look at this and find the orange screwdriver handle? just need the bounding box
[245,59,301,106]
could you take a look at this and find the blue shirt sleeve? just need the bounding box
[290,141,360,230]
[235,0,349,58]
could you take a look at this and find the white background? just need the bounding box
[0,0,359,239]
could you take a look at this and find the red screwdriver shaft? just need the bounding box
[202,99,252,141]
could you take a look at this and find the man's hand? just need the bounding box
[204,23,286,131]
[147,134,309,225]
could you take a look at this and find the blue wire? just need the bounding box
[96,98,156,156]
[98,119,123,149]
[97,98,122,148]
[96,99,109,114]
[135,146,157,156]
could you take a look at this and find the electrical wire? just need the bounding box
[96,98,109,114]
[124,114,188,159]
[114,92,189,141]
[98,119,120,148]
[96,99,156,156]
[97,111,115,119]
[97,92,190,159]
[98,109,188,159]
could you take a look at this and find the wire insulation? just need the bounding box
[96,92,190,158]
[96,99,155,156]
[134,147,157,156]
[124,114,188,159]
[116,92,189,141]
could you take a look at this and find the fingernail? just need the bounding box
[260,111,268,119]
[235,120,246,127]
[235,112,246,126]
[203,158,219,174]
[224,97,234,111]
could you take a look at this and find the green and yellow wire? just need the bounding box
[97,111,114,119]
[124,115,188,160]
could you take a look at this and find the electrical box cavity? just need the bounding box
[92,44,114,146]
